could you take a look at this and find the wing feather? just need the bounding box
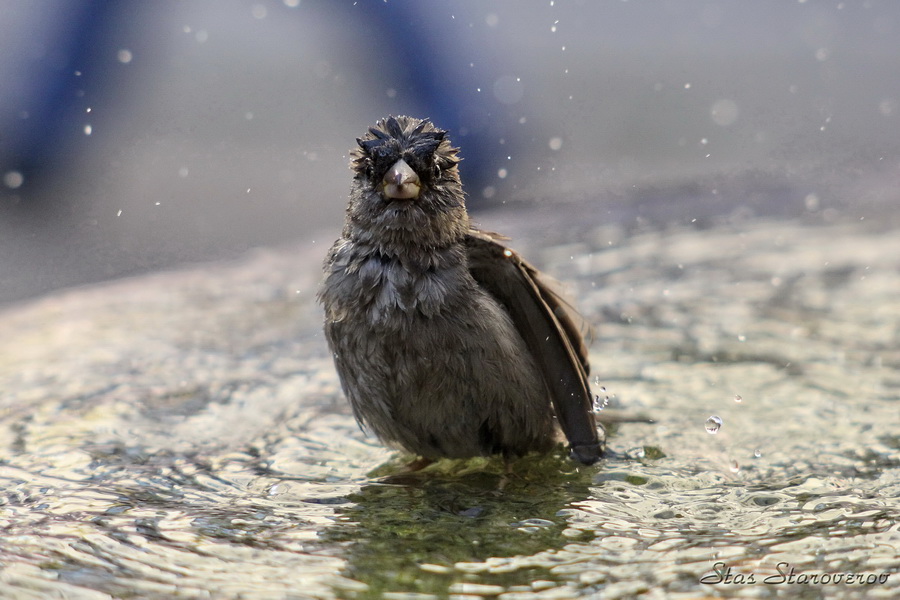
[464,229,604,464]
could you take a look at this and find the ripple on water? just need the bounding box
[3,218,900,599]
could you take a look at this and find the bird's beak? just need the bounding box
[382,159,421,200]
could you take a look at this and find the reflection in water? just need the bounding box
[325,454,595,598]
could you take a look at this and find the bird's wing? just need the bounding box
[464,228,604,464]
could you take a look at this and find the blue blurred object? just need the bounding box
[1,2,128,202]
[1,1,517,206]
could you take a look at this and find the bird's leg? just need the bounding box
[496,456,517,490]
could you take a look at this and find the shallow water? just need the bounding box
[1,203,898,599]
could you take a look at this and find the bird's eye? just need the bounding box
[403,151,434,180]
[374,145,393,159]
[358,137,400,173]
[364,148,399,181]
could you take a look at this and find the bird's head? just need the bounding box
[347,116,468,251]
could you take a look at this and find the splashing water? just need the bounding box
[593,386,610,412]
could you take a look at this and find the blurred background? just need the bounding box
[1,0,898,306]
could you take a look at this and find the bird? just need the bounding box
[318,115,603,467]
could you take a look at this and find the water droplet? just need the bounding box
[710,99,739,126]
[705,415,723,434]
[593,387,610,412]
[753,449,762,458]
[493,75,523,105]
[117,49,133,64]
[729,460,740,473]
[548,137,563,151]
[84,124,92,135]
[804,193,820,211]
[497,168,508,179]
[3,171,24,189]
[733,395,742,403]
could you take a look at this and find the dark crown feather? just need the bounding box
[351,115,460,177]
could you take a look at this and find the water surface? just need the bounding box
[1,203,898,599]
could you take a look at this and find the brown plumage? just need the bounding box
[318,115,603,465]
